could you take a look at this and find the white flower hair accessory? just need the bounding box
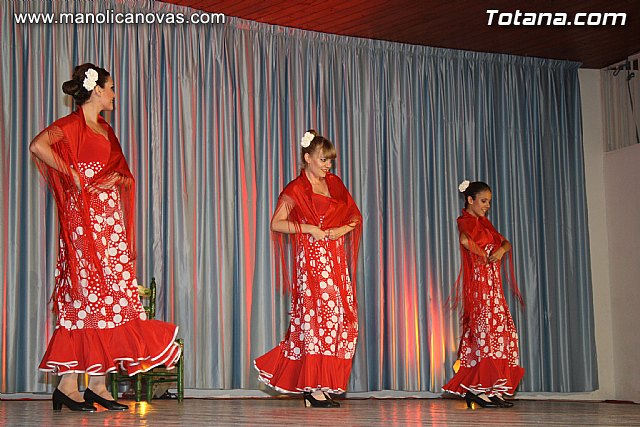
[83,68,99,91]
[458,180,470,193]
[300,132,314,148]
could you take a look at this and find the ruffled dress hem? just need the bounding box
[442,358,524,397]
[254,347,352,394]
[39,318,181,376]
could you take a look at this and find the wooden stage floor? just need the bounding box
[1,397,638,426]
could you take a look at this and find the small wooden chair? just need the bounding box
[109,277,185,402]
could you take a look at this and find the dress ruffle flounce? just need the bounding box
[443,358,524,397]
[39,318,181,376]
[255,347,353,394]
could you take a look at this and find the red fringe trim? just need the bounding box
[272,170,362,324]
[31,108,136,311]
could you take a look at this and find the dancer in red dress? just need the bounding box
[254,130,362,408]
[443,181,524,408]
[30,63,181,412]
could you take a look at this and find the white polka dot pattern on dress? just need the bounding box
[278,234,358,362]
[457,243,521,369]
[54,161,144,331]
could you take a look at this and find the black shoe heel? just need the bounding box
[489,395,514,407]
[84,388,128,411]
[464,391,500,408]
[52,389,96,412]
[302,392,334,408]
[52,397,62,411]
[322,392,341,407]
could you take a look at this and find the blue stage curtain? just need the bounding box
[0,0,596,393]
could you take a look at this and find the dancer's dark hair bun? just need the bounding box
[61,63,110,105]
[462,181,492,206]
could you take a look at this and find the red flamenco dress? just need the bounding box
[443,209,524,397]
[35,108,181,376]
[254,169,362,394]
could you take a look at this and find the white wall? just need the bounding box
[604,143,640,402]
[564,68,640,403]
[523,69,617,401]
[579,69,617,400]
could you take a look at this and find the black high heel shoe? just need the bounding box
[302,392,334,408]
[323,392,341,407]
[489,395,514,407]
[464,391,501,408]
[84,388,128,411]
[52,388,96,412]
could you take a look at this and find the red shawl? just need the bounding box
[274,169,362,322]
[33,107,135,307]
[452,209,523,326]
